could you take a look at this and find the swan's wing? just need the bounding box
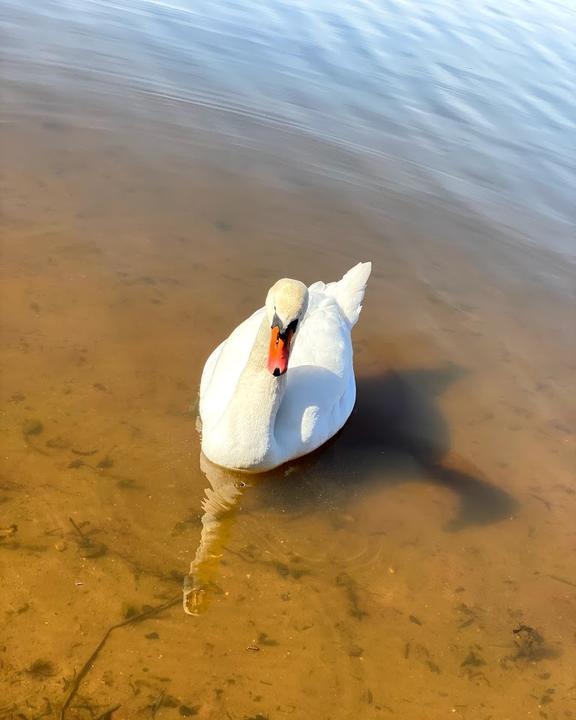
[276,292,356,457]
[308,261,371,327]
[199,307,265,429]
[199,341,224,401]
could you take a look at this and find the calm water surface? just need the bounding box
[1,1,575,718]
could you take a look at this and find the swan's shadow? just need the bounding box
[255,365,518,531]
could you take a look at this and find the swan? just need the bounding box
[198,261,372,471]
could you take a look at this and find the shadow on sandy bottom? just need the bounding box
[250,365,519,532]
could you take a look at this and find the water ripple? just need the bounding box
[1,0,574,250]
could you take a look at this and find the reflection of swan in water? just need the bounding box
[182,454,249,615]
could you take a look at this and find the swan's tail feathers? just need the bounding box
[332,261,372,326]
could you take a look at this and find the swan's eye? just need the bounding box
[270,316,298,338]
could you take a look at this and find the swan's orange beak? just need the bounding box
[268,326,293,376]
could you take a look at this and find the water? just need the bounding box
[1,0,575,718]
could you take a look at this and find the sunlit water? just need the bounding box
[1,0,575,718]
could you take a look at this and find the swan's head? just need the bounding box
[265,278,308,377]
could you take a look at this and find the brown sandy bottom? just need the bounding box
[1,123,575,720]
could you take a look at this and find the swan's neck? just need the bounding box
[216,316,286,469]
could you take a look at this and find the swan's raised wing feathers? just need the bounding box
[308,261,371,326]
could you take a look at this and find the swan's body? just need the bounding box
[199,262,371,471]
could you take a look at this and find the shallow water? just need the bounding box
[1,0,575,718]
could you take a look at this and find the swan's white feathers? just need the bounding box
[308,261,372,327]
[199,307,265,430]
[266,278,308,327]
[199,262,371,469]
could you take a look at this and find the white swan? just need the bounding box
[199,262,372,471]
